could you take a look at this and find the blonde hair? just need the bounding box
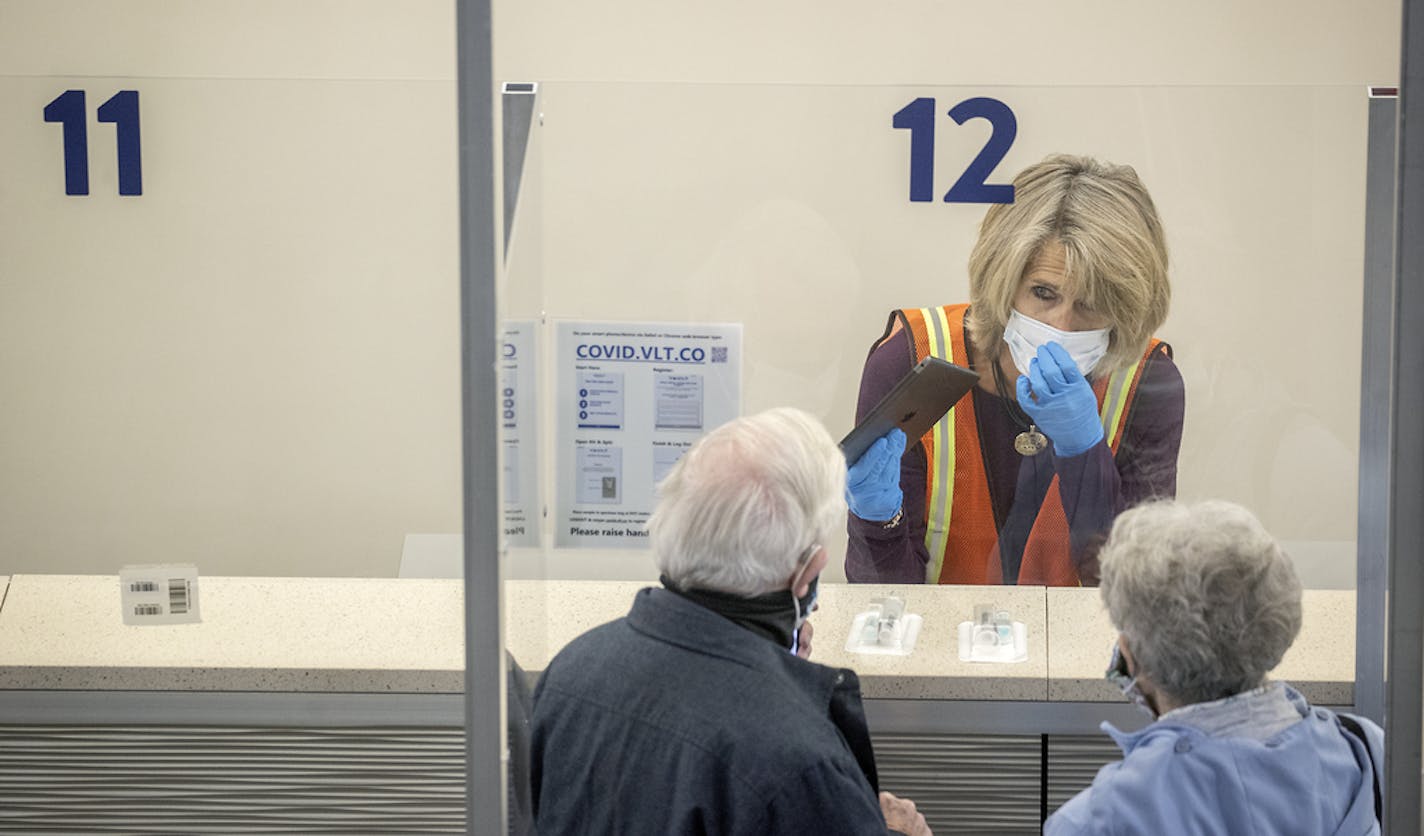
[965,154,1171,378]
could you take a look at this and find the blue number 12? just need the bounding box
[892,96,1016,204]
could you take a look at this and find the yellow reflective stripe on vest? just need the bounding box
[921,307,956,585]
[1098,358,1140,448]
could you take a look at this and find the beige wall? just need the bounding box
[0,1,1401,581]
[0,2,461,577]
[494,2,1399,87]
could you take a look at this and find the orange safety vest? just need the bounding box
[895,304,1165,586]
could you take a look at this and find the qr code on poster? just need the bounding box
[710,346,728,363]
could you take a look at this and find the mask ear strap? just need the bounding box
[1118,637,1140,678]
[788,544,821,593]
[1116,638,1164,718]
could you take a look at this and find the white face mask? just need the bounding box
[1002,309,1111,377]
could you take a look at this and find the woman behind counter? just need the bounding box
[846,154,1184,586]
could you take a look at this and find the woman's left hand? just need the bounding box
[1015,342,1104,457]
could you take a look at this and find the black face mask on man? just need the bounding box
[790,575,819,655]
[661,544,821,655]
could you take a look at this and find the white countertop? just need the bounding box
[0,575,464,692]
[506,580,1049,700]
[0,574,1355,704]
[1046,587,1355,705]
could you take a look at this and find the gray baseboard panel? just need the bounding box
[0,724,466,834]
[0,690,464,727]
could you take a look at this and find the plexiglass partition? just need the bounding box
[496,81,1386,832]
[0,6,1405,829]
[500,81,1370,583]
[0,7,471,831]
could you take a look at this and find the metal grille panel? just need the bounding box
[1045,733,1121,816]
[0,725,465,834]
[0,724,1124,832]
[872,732,1042,834]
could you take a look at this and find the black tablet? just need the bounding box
[840,356,980,463]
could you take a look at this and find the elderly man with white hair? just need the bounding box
[530,407,931,836]
[1046,499,1383,835]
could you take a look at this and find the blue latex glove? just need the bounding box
[845,428,906,522]
[1015,342,1104,457]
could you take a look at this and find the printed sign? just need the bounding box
[554,321,742,548]
[501,321,540,547]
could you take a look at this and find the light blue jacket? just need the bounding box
[1046,684,1382,836]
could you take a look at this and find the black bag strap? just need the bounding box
[1338,713,1382,824]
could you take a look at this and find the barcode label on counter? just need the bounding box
[168,579,189,614]
[119,564,201,625]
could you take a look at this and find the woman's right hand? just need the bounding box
[845,429,906,522]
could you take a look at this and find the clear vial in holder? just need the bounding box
[958,603,1028,663]
[845,595,921,656]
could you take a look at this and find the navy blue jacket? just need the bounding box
[531,586,890,835]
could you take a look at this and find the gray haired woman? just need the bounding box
[1046,500,1382,835]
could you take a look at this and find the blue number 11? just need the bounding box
[44,89,143,196]
[43,90,88,195]
[97,91,143,196]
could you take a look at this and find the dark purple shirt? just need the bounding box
[845,321,1185,585]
